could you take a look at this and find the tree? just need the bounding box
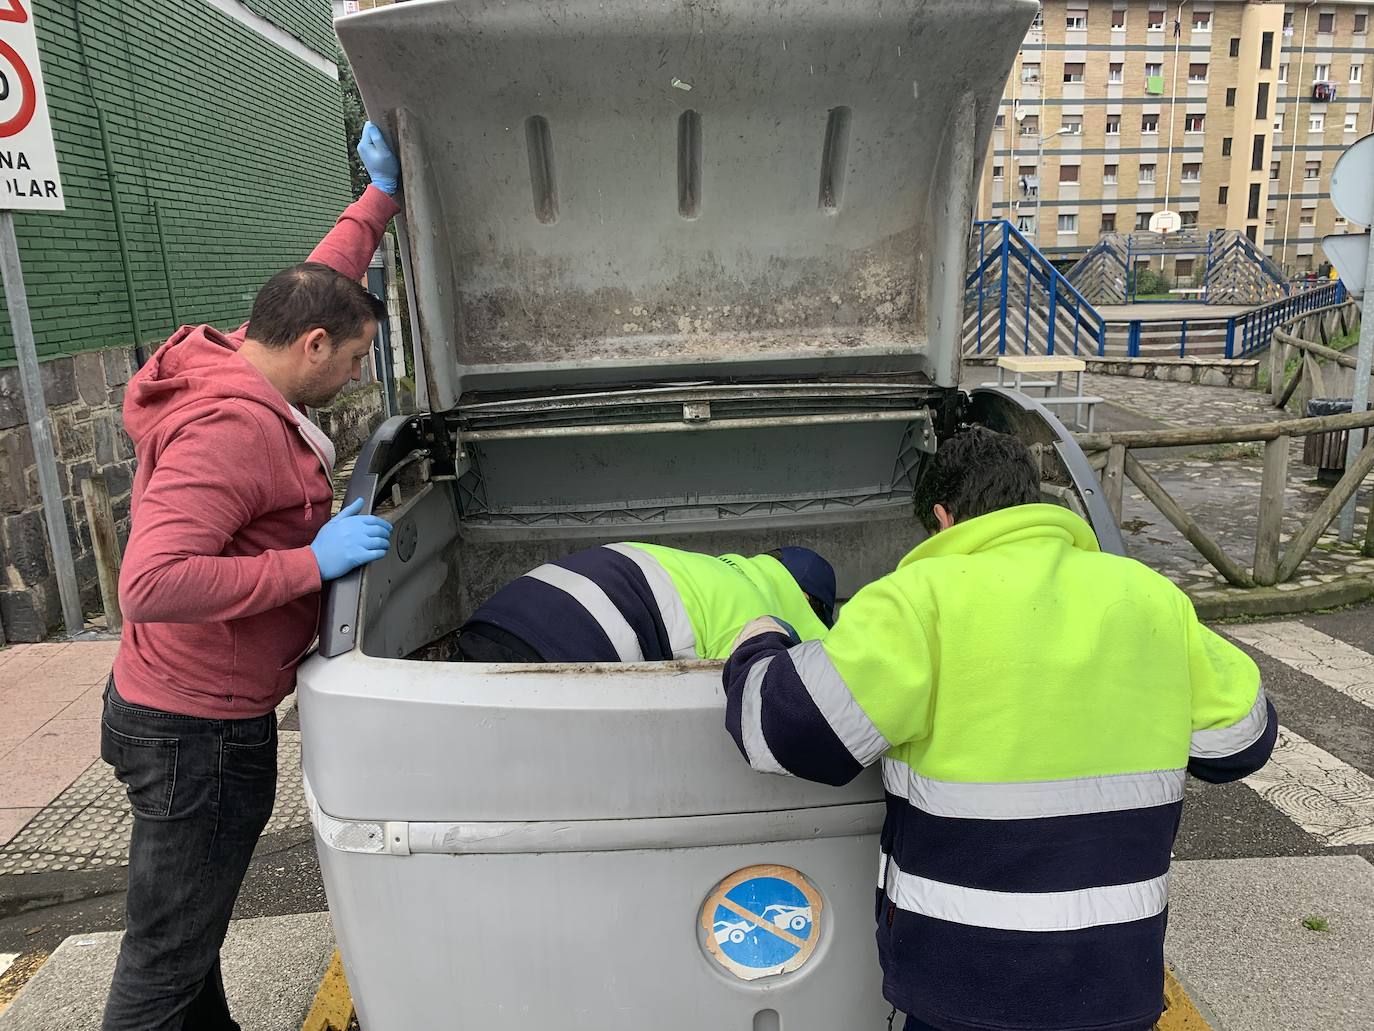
[338,49,369,200]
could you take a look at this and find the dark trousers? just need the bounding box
[100,679,278,1031]
[455,621,545,663]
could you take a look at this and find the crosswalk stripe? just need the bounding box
[1242,726,1374,847]
[1225,622,1374,712]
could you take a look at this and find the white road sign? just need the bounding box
[1322,233,1369,299]
[0,0,64,210]
[1329,133,1374,229]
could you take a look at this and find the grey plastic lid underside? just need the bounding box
[338,0,1037,409]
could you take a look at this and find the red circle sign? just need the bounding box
[0,38,36,138]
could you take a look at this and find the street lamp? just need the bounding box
[1034,127,1070,249]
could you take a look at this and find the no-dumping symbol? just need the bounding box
[699,864,823,981]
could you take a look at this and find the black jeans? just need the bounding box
[100,678,278,1031]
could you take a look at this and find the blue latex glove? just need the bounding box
[357,121,400,195]
[310,498,393,581]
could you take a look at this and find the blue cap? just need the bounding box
[774,547,837,626]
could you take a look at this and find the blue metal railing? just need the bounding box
[1229,281,1347,358]
[966,220,1108,356]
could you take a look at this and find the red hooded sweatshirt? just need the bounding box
[112,186,401,718]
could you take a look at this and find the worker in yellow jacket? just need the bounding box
[723,426,1276,1031]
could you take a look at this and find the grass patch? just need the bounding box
[1195,442,1264,461]
[1302,915,1330,932]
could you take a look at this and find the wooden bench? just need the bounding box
[995,355,1100,430]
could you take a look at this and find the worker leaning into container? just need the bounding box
[455,544,836,662]
[721,427,1277,1031]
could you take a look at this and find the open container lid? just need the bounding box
[337,0,1036,410]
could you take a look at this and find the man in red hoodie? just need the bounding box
[100,124,402,1031]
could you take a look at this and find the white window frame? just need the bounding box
[1357,12,1369,34]
[1063,63,1085,84]
[1185,114,1205,134]
[1102,165,1119,185]
[1108,64,1124,83]
[1335,215,1349,227]
[1181,163,1201,182]
[1022,63,1041,84]
[1030,10,1044,29]
[1142,114,1160,135]
[1066,9,1087,30]
[1062,116,1084,136]
[1347,113,1360,132]
[1270,160,1282,180]
[1278,63,1289,84]
[1298,212,1315,226]
[1352,64,1364,84]
[992,164,1004,181]
[1305,161,1321,180]
[1140,164,1157,183]
[1058,213,1079,233]
[1060,164,1081,185]
[1147,9,1166,30]
[1314,63,1331,82]
[1192,11,1211,31]
[1136,213,1153,231]
[1310,113,1325,132]
[1180,211,1199,229]
[1105,116,1121,135]
[1317,11,1335,33]
[1274,113,1284,132]
[1188,64,1209,83]
[1146,62,1163,79]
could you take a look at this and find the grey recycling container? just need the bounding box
[293,1,1081,1028]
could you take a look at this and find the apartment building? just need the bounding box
[977,1,1374,276]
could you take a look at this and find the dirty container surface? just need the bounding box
[302,1,1040,1028]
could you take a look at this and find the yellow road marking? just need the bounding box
[301,949,354,1031]
[1157,965,1213,1030]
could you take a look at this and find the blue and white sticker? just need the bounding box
[699,865,824,980]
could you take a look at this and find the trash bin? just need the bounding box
[1303,398,1361,484]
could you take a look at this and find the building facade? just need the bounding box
[977,1,1374,275]
[0,0,351,640]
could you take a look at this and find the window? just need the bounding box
[1022,63,1041,84]
[1352,64,1365,84]
[1256,82,1270,119]
[1310,113,1325,132]
[1266,207,1277,228]
[1314,64,1331,83]
[1248,182,1262,219]
[1106,115,1121,135]
[1222,136,1232,156]
[1062,116,1083,135]
[1031,10,1044,29]
[1299,212,1315,226]
[1060,164,1080,184]
[1252,134,1266,171]
[1109,63,1124,83]
[1181,162,1201,182]
[1101,213,1117,233]
[1348,113,1361,132]
[995,113,1006,129]
[1225,87,1236,107]
[1140,163,1156,183]
[1185,114,1206,133]
[1017,216,1034,233]
[1318,12,1334,33]
[1176,258,1196,278]
[1218,185,1229,204]
[1260,32,1274,69]
[1189,63,1209,83]
[1058,214,1078,233]
[1148,8,1165,30]
[1064,63,1085,84]
[1112,9,1126,29]
[1270,160,1281,180]
[1066,9,1087,30]
[1180,211,1199,229]
[1279,64,1289,84]
[1193,11,1211,31]
[1358,13,1369,34]
[1145,62,1163,79]
[992,164,1004,180]
[1020,116,1039,136]
[1103,164,1119,184]
[1336,215,1349,228]
[1247,224,1258,244]
[1142,114,1160,134]
[1136,212,1153,230]
[1305,160,1321,180]
[1230,37,1241,58]
[1274,113,1284,132]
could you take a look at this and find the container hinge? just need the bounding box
[384,821,412,856]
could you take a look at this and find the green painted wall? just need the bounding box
[0,0,350,365]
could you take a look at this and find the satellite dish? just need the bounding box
[1149,210,1182,234]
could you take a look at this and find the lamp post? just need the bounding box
[1035,127,1070,249]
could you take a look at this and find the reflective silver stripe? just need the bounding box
[881,761,1186,820]
[525,564,644,662]
[1190,686,1269,759]
[606,544,697,659]
[881,852,1170,932]
[790,641,890,766]
[740,656,789,776]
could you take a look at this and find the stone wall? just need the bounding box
[0,349,138,641]
[1084,355,1261,389]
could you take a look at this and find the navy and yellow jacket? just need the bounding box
[723,505,1276,1031]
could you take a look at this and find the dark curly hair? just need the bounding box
[913,426,1041,533]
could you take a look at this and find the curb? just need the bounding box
[301,950,354,1031]
[1159,965,1215,1030]
[1187,574,1374,620]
